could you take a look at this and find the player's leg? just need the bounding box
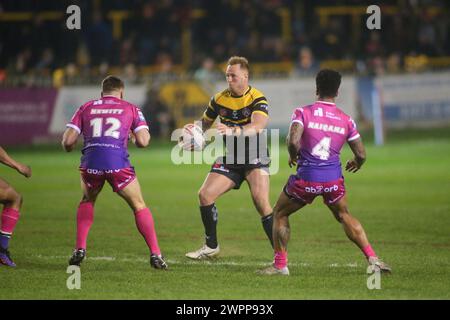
[245,168,274,247]
[198,172,236,206]
[273,192,305,252]
[76,177,103,249]
[327,195,370,250]
[327,196,391,273]
[186,172,235,260]
[258,191,305,275]
[69,177,103,266]
[0,178,23,267]
[116,177,167,269]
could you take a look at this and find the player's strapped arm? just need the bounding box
[196,98,218,132]
[194,117,214,132]
[0,146,32,178]
[62,127,80,152]
[346,138,366,173]
[287,122,303,168]
[216,108,269,137]
[232,111,268,137]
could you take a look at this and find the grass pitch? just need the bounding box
[1,130,449,299]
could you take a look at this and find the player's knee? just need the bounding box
[335,210,349,223]
[81,195,96,203]
[80,198,95,206]
[198,188,216,205]
[273,207,286,220]
[126,197,146,212]
[253,196,271,215]
[8,188,23,209]
[273,211,282,221]
[132,203,147,213]
[273,204,281,217]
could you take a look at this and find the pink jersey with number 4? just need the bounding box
[67,96,148,170]
[290,101,360,182]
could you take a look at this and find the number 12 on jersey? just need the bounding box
[90,117,121,139]
[311,137,331,160]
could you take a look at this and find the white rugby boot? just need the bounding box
[257,265,290,276]
[368,256,392,273]
[185,244,220,260]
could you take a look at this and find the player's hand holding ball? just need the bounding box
[216,123,234,136]
[178,123,205,151]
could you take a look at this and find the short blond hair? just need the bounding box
[227,56,249,72]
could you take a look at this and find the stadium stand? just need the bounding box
[0,0,448,86]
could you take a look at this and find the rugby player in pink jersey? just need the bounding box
[0,147,32,267]
[259,69,390,275]
[62,76,167,269]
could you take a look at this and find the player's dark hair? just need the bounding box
[102,75,124,94]
[316,69,341,98]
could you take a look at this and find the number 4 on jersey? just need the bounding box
[312,137,331,160]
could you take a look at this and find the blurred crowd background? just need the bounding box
[0,0,449,87]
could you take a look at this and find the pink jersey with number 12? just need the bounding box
[67,96,148,170]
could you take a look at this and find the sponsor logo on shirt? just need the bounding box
[313,108,323,117]
[219,108,227,117]
[325,112,342,120]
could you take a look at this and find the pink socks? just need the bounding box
[0,208,20,249]
[274,251,287,269]
[1,208,20,235]
[135,207,161,256]
[362,244,377,259]
[75,202,94,249]
[75,203,161,256]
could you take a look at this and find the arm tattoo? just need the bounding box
[287,123,303,160]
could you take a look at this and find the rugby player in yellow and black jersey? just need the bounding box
[186,56,274,260]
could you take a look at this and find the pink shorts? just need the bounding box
[80,167,136,192]
[284,175,345,205]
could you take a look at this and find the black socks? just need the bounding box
[200,203,218,249]
[200,205,273,249]
[261,213,274,248]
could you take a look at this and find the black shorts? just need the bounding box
[210,158,270,190]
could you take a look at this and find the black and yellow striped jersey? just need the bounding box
[203,86,269,126]
[202,86,271,168]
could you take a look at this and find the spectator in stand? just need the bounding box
[292,46,320,77]
[194,57,221,85]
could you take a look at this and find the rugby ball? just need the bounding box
[178,123,205,151]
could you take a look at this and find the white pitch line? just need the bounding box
[33,255,360,268]
[89,257,116,261]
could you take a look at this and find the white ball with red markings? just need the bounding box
[179,123,205,151]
